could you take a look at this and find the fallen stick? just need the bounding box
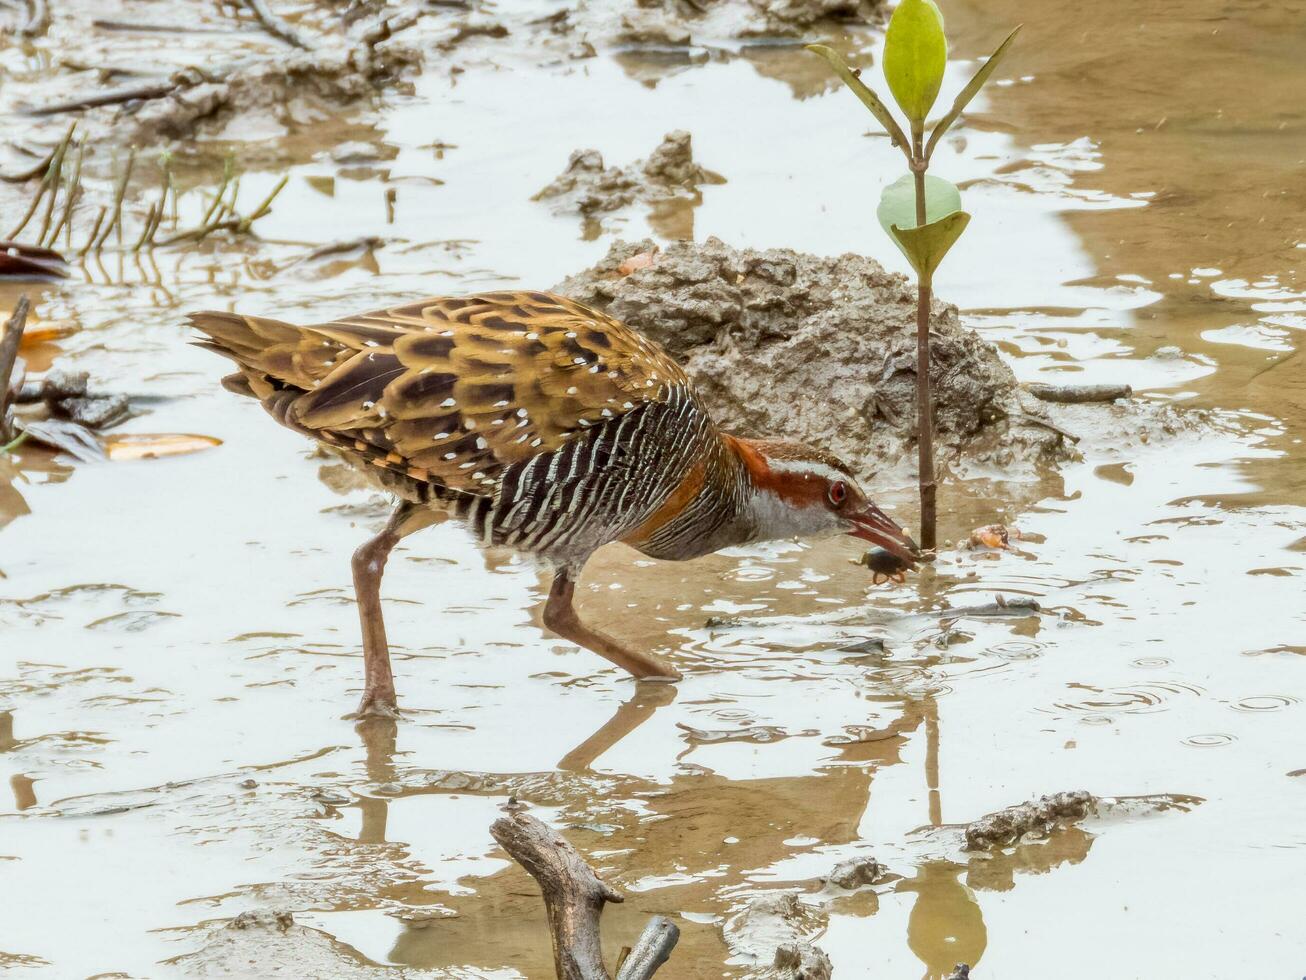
[1014,412,1080,444]
[1025,382,1132,404]
[92,18,251,34]
[26,79,182,116]
[241,0,311,49]
[1,296,32,442]
[490,810,679,980]
[24,63,231,117]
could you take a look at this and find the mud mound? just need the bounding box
[534,131,723,217]
[555,237,1071,483]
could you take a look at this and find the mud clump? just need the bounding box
[555,237,1071,483]
[610,0,884,45]
[823,854,884,889]
[964,790,1095,850]
[724,892,833,980]
[534,131,723,217]
[129,42,420,143]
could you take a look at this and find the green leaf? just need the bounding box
[925,25,1022,162]
[883,0,948,124]
[877,174,961,235]
[805,44,911,158]
[891,211,970,280]
[877,175,966,277]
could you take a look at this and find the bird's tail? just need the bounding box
[189,310,343,400]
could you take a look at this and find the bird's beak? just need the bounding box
[847,504,920,567]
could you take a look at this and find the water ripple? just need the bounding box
[1230,695,1299,713]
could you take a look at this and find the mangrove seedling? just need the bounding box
[808,5,1020,551]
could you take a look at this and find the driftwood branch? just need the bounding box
[1025,382,1132,404]
[490,810,678,980]
[1,296,32,443]
[614,918,679,980]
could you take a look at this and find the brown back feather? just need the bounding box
[189,291,694,496]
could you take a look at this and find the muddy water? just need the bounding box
[2,1,1304,977]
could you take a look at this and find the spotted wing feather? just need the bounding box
[191,291,693,497]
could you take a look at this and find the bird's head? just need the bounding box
[727,437,920,567]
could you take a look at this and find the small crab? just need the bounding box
[854,546,913,585]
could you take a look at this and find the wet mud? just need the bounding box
[535,131,725,237]
[3,0,1306,977]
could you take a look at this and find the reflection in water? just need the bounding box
[898,862,987,980]
[10,773,37,811]
[356,717,399,844]
[558,680,677,771]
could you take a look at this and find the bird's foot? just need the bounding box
[346,690,400,720]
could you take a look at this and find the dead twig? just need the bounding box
[1025,382,1132,404]
[490,810,678,980]
[92,18,251,34]
[1014,412,1080,444]
[1,296,32,442]
[26,79,181,116]
[240,0,311,49]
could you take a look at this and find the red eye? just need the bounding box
[828,481,848,506]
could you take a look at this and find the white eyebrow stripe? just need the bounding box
[765,458,848,483]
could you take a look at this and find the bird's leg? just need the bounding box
[349,501,441,718]
[543,567,683,682]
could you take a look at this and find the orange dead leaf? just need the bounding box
[103,433,222,461]
[20,321,79,349]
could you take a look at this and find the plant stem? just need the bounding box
[0,296,32,444]
[910,122,936,551]
[915,276,936,551]
[0,430,31,456]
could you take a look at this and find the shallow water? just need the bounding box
[2,1,1304,977]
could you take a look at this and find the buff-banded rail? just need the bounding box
[191,291,919,717]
